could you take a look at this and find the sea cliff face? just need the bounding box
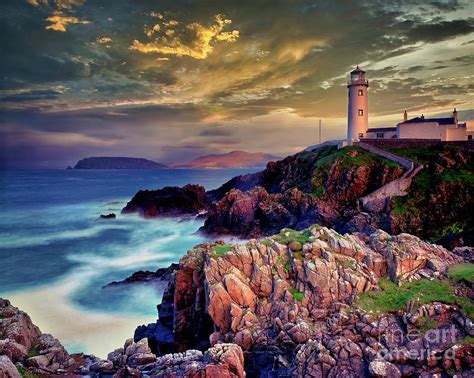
[1,226,473,377]
[133,226,473,377]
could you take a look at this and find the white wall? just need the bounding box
[397,121,467,141]
[397,122,443,140]
[347,84,368,141]
[445,127,467,141]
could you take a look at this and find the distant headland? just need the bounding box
[73,157,167,169]
[171,151,280,168]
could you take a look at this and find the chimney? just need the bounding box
[453,108,458,124]
[403,110,408,122]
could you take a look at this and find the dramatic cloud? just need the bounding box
[45,13,90,31]
[28,0,90,32]
[96,36,112,44]
[130,13,239,59]
[1,0,473,167]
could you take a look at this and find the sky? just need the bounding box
[1,0,474,168]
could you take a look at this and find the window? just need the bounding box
[358,90,363,96]
[469,135,473,140]
[376,133,384,138]
[359,133,364,139]
[358,109,364,116]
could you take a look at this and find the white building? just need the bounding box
[346,66,471,142]
[347,66,369,142]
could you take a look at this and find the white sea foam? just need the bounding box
[5,280,153,358]
[0,223,130,249]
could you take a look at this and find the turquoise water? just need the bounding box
[0,169,255,357]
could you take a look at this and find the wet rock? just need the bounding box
[122,184,211,217]
[104,263,178,287]
[99,213,116,219]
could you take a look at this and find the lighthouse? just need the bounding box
[347,66,369,143]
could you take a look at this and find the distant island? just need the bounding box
[172,151,280,168]
[73,157,167,169]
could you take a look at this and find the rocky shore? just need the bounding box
[2,226,472,377]
[121,144,474,247]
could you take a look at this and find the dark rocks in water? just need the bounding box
[122,184,212,218]
[74,156,167,169]
[99,213,116,219]
[133,251,214,356]
[104,263,178,288]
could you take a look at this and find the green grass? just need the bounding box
[311,146,402,198]
[460,335,474,345]
[315,146,401,170]
[212,244,233,257]
[338,259,356,270]
[27,339,40,359]
[358,278,474,319]
[447,264,474,284]
[417,316,438,333]
[272,228,312,245]
[260,239,272,247]
[290,288,304,302]
[16,366,38,378]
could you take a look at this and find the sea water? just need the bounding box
[0,168,257,357]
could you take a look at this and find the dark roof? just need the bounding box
[367,127,397,132]
[350,66,365,74]
[401,116,455,125]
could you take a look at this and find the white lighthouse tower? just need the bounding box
[347,66,369,143]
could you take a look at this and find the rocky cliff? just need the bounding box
[202,144,473,246]
[122,144,474,245]
[134,225,474,377]
[1,227,473,377]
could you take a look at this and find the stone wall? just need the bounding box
[361,139,474,151]
[359,164,424,212]
[355,142,413,169]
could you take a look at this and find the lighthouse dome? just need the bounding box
[350,66,366,82]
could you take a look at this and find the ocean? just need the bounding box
[0,168,257,357]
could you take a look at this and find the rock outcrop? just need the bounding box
[124,144,473,245]
[122,184,212,217]
[104,263,178,288]
[135,225,473,377]
[0,299,87,376]
[202,187,320,238]
[1,226,473,377]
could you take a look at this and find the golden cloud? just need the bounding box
[28,0,90,32]
[46,12,90,32]
[97,36,112,44]
[130,14,240,59]
[27,0,49,6]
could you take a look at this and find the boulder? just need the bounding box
[0,356,20,378]
[369,359,401,378]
